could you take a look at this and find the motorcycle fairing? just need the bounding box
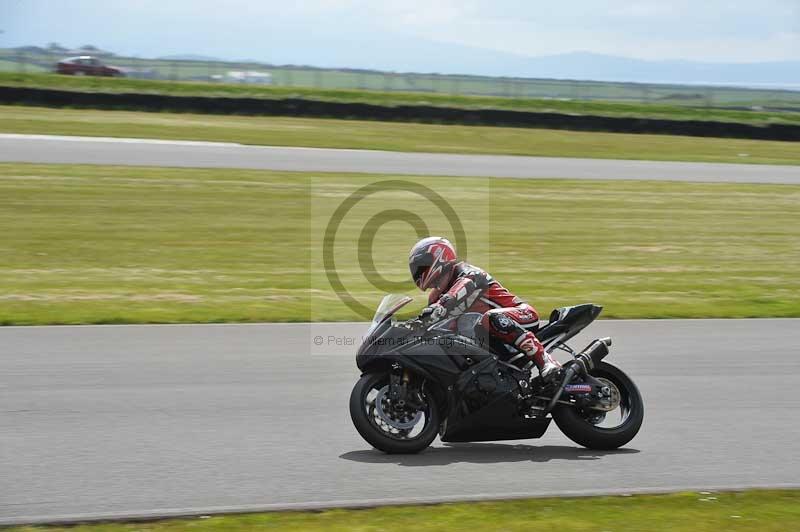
[357,322,464,386]
[440,354,551,442]
[440,399,551,442]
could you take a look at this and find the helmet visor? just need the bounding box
[411,264,429,288]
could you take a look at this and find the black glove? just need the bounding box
[420,303,447,322]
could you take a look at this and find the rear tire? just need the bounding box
[349,371,440,454]
[552,362,643,450]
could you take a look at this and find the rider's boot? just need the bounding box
[530,347,561,382]
[519,333,561,381]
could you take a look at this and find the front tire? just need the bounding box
[349,371,440,454]
[553,362,644,450]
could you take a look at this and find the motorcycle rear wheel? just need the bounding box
[552,361,644,450]
[349,371,440,454]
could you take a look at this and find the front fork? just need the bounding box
[389,364,425,411]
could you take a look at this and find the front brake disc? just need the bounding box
[374,386,423,430]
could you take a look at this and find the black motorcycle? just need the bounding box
[349,295,644,454]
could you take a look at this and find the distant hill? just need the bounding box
[240,28,800,88]
[147,48,800,89]
[513,52,800,88]
[157,54,222,62]
[347,39,800,88]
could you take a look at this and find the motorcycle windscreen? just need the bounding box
[365,294,413,337]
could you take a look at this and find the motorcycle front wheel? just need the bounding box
[349,371,440,454]
[552,361,644,450]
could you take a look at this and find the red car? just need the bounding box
[56,56,125,77]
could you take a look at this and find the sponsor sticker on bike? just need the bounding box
[564,384,593,394]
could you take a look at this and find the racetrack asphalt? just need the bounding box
[2,319,799,525]
[1,134,799,183]
[1,134,798,524]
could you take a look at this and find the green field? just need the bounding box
[3,106,800,165]
[2,72,800,125]
[8,490,800,532]
[1,163,798,325]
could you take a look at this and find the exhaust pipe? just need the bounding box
[573,337,612,375]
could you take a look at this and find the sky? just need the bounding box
[1,0,799,66]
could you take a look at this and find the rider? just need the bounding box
[409,236,561,380]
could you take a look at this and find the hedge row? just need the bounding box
[2,86,799,141]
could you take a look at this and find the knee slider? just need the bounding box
[488,311,516,333]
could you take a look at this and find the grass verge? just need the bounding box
[3,72,800,125]
[1,163,798,325]
[8,490,800,531]
[3,105,800,165]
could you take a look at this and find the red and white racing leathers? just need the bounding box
[428,262,556,371]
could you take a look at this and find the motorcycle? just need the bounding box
[349,294,644,454]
